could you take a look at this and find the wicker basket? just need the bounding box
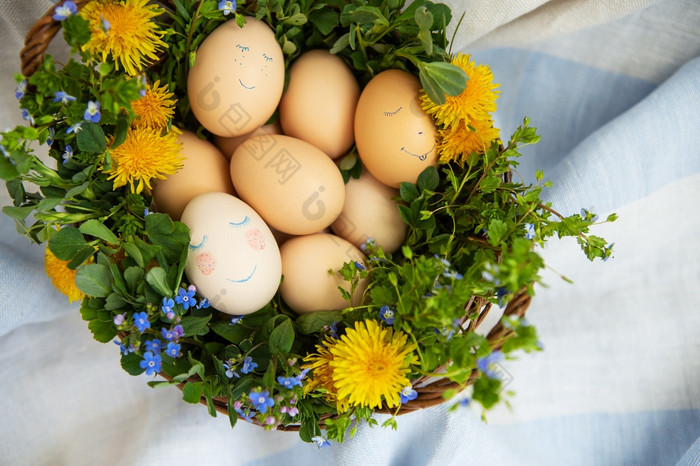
[20,0,532,431]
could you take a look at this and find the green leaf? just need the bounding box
[427,2,452,29]
[146,267,172,297]
[400,182,420,203]
[88,318,118,343]
[122,242,145,267]
[415,6,434,55]
[6,178,25,206]
[79,219,119,244]
[349,6,389,27]
[294,310,342,335]
[171,0,191,22]
[75,263,112,297]
[479,175,501,193]
[66,246,96,270]
[182,381,204,404]
[36,197,63,212]
[121,352,146,376]
[62,14,91,47]
[145,214,190,263]
[523,186,542,202]
[419,61,468,105]
[309,9,339,35]
[417,166,439,192]
[80,298,99,321]
[330,33,350,54]
[2,205,34,222]
[299,412,320,443]
[398,204,416,227]
[104,292,127,310]
[0,156,20,180]
[284,13,307,26]
[415,5,434,30]
[113,116,129,148]
[262,360,277,388]
[269,318,294,354]
[180,315,211,337]
[370,285,394,305]
[472,376,502,409]
[487,219,508,247]
[281,36,297,55]
[123,266,144,292]
[203,383,217,417]
[211,321,249,344]
[76,122,107,154]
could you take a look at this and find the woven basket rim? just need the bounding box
[157,289,531,431]
[21,0,533,432]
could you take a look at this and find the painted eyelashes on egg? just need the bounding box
[194,43,275,132]
[188,216,261,283]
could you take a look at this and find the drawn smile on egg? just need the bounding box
[238,78,256,90]
[228,263,258,283]
[401,139,437,161]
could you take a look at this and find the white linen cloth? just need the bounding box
[1,1,699,465]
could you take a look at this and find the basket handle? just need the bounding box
[20,0,92,77]
[19,0,178,77]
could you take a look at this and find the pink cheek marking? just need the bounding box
[246,228,266,250]
[196,252,216,276]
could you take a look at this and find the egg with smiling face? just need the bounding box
[354,69,439,188]
[188,17,284,137]
[180,192,282,315]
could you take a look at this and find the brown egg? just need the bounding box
[280,233,368,313]
[213,122,282,160]
[230,135,345,235]
[354,69,439,188]
[188,17,284,137]
[331,169,406,253]
[153,131,234,220]
[279,50,359,159]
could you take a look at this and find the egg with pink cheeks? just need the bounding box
[180,192,281,315]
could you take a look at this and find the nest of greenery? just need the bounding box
[2,0,615,445]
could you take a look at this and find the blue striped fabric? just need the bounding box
[0,1,699,465]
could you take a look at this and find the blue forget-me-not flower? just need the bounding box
[53,1,78,21]
[218,0,237,15]
[83,101,101,123]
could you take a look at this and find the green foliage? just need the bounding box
[76,123,107,154]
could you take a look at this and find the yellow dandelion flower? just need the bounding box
[302,343,351,413]
[304,320,418,411]
[44,247,85,303]
[80,0,166,76]
[131,80,176,130]
[106,126,183,194]
[421,53,500,127]
[438,118,501,164]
